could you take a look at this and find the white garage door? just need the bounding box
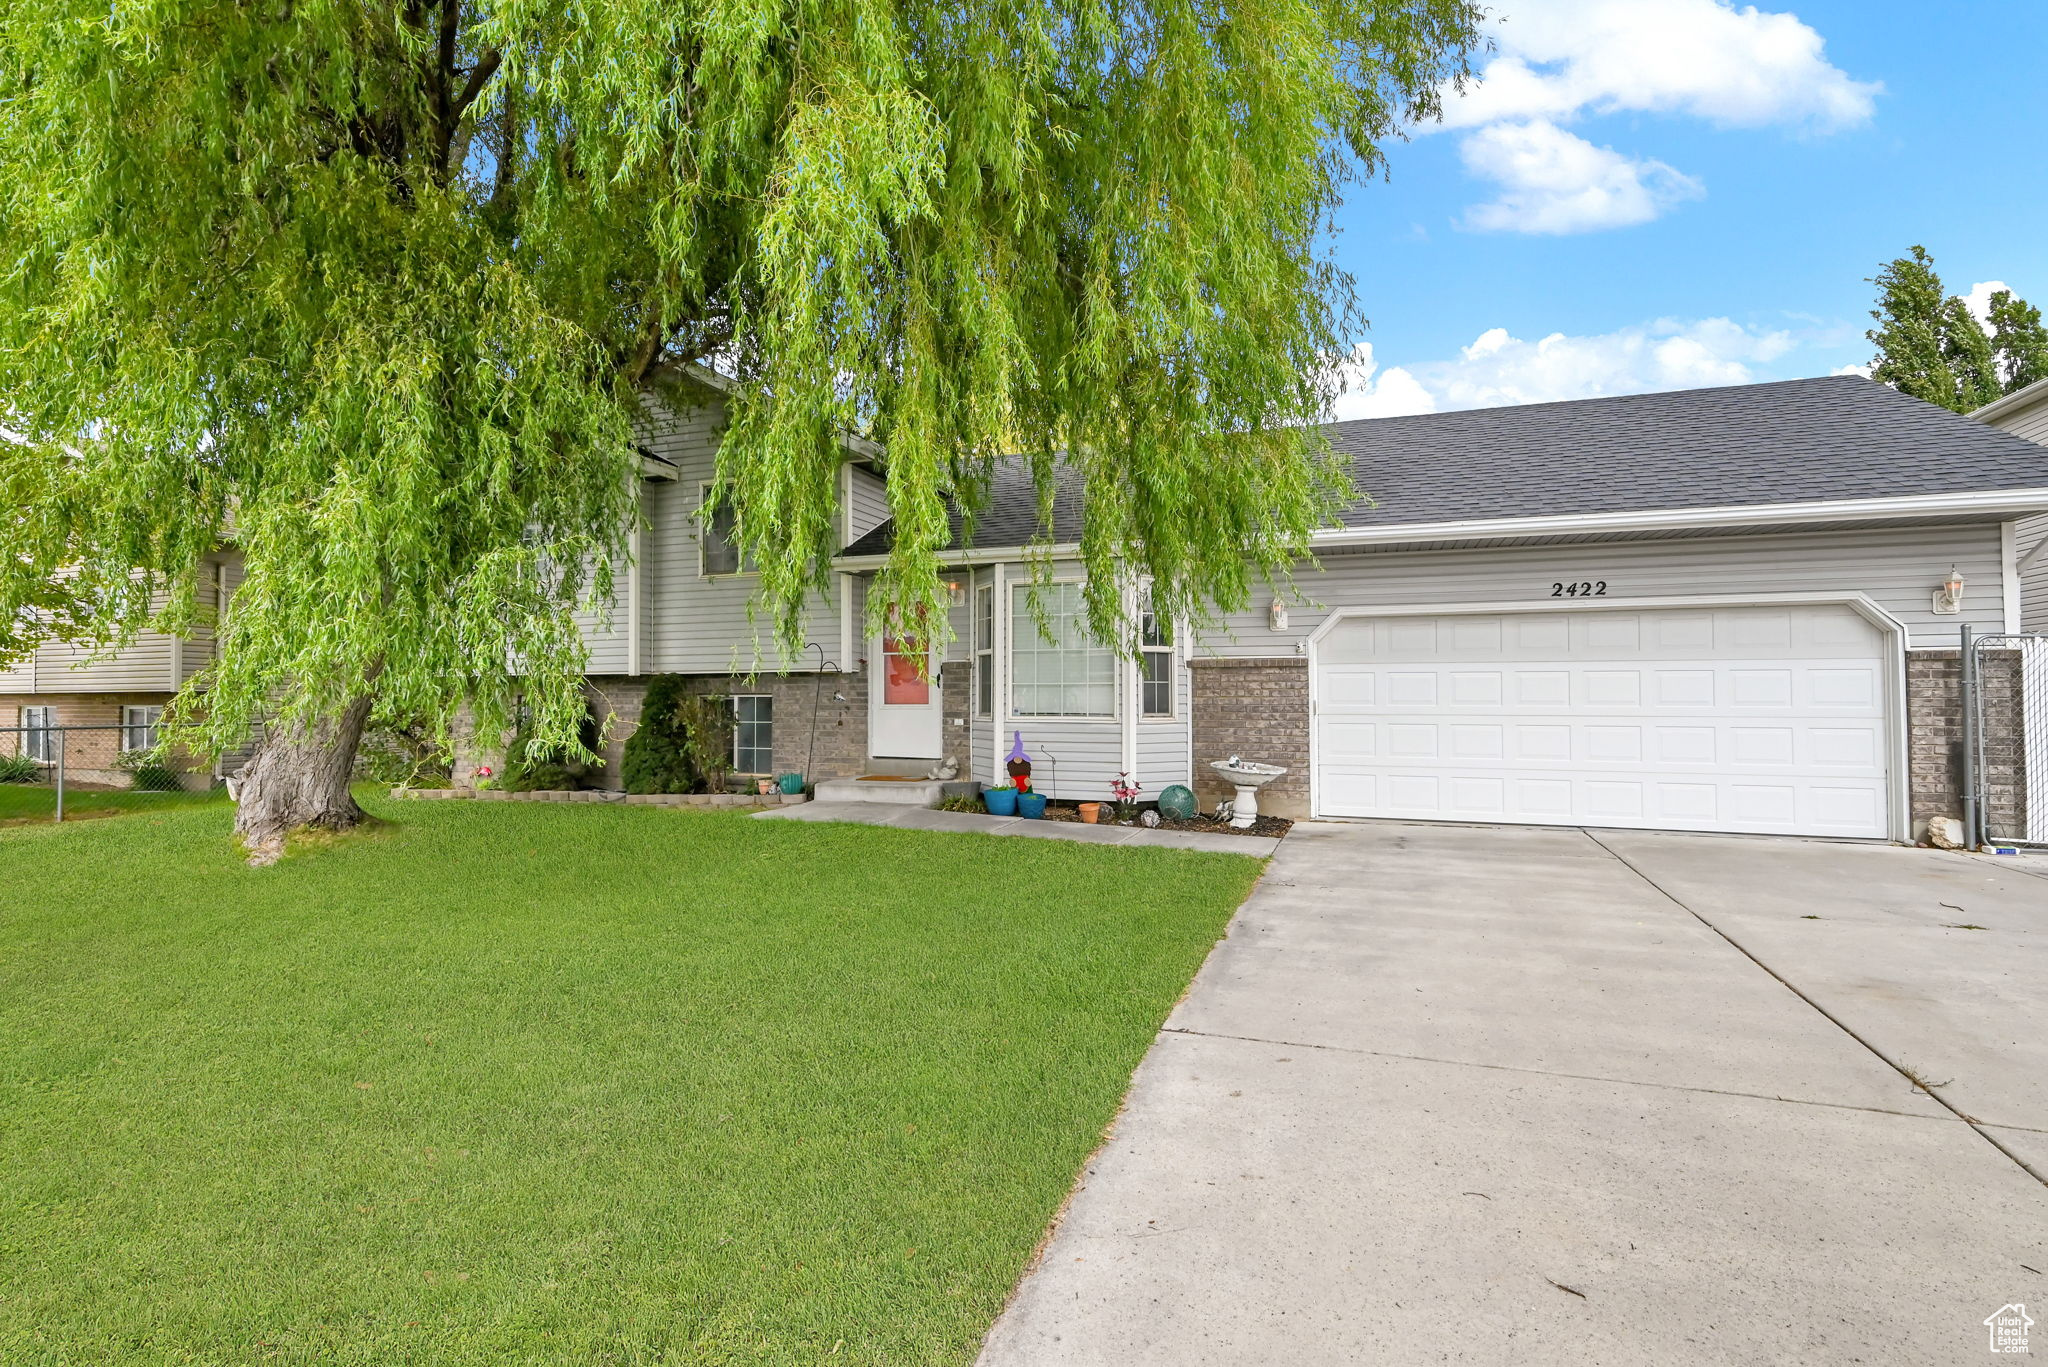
[1313,604,1894,838]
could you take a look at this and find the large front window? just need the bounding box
[1010,583,1114,718]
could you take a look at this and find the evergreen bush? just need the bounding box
[620,676,698,794]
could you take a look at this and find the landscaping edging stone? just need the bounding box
[392,787,810,808]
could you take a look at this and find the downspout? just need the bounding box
[992,561,1007,788]
[625,481,644,676]
[1119,579,1139,793]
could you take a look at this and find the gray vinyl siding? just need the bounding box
[846,467,890,544]
[586,383,871,675]
[2020,513,2048,632]
[1194,523,2012,657]
[1134,659,1194,794]
[1989,393,2048,445]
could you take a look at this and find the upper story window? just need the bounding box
[973,584,993,717]
[1010,583,1114,718]
[122,705,163,753]
[1139,609,1174,718]
[698,484,752,577]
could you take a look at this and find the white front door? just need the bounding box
[870,635,944,759]
[1313,603,1894,838]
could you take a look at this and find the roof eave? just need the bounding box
[1309,488,2048,549]
[833,488,2048,567]
[1971,376,2048,425]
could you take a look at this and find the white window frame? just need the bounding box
[1138,606,1176,720]
[697,482,755,578]
[1008,581,1117,721]
[122,705,164,754]
[21,706,54,763]
[973,582,994,718]
[730,694,773,774]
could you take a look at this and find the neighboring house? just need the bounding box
[589,372,2045,843]
[0,551,244,788]
[1973,375,2048,631]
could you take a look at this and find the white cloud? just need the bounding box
[1333,318,1799,418]
[1458,120,1702,234]
[1961,280,2010,328]
[1328,343,1437,421]
[1439,0,1880,132]
[1427,0,1877,233]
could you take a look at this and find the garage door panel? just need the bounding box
[1314,605,1893,838]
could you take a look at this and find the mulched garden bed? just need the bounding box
[1035,802,1292,839]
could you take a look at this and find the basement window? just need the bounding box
[731,695,773,774]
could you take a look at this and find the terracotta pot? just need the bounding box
[756,777,774,795]
[1078,802,1101,824]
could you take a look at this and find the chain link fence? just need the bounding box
[0,722,257,823]
[1964,629,2047,847]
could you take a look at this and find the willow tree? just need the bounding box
[0,0,1481,857]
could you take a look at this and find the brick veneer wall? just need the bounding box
[1189,657,1310,819]
[937,661,972,776]
[583,670,872,787]
[0,690,207,787]
[1906,649,2028,841]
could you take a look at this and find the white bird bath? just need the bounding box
[1209,758,1288,829]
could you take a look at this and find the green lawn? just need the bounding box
[0,795,1260,1365]
[0,781,226,825]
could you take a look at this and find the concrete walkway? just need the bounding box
[978,821,2048,1366]
[752,799,1281,856]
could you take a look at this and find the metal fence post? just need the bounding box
[53,728,65,824]
[1958,626,1977,850]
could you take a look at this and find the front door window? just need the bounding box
[882,637,930,704]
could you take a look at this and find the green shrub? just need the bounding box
[114,748,184,793]
[936,792,985,813]
[356,723,453,787]
[618,678,734,795]
[0,752,42,784]
[504,700,606,792]
[619,676,696,794]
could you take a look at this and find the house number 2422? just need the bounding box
[1551,580,1607,597]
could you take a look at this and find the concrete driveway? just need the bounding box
[978,822,2048,1366]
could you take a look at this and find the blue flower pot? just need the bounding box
[985,787,1019,816]
[1017,791,1048,820]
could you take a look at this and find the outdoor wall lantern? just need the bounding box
[1932,566,1966,615]
[1267,600,1289,632]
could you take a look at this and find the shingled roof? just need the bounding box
[838,375,2048,557]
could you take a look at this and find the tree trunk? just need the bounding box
[233,694,375,864]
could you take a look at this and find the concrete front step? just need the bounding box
[813,776,947,807]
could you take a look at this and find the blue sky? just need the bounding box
[1325,0,2048,416]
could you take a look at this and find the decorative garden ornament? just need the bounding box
[1005,731,1033,792]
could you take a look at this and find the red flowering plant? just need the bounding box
[1109,772,1142,824]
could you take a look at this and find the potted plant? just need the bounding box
[1017,789,1048,820]
[984,783,1019,816]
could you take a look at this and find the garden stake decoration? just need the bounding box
[1005,732,1032,792]
[1110,772,1142,824]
